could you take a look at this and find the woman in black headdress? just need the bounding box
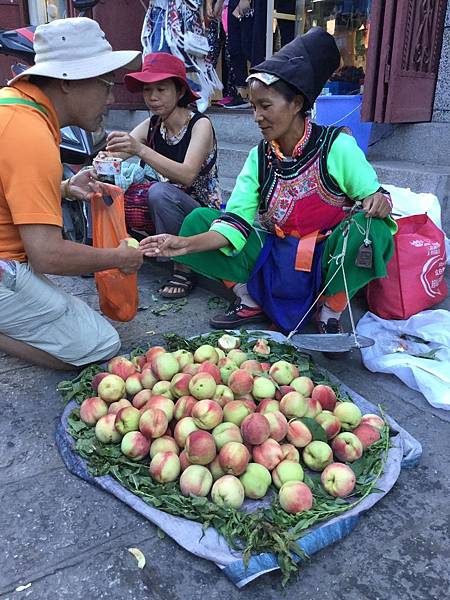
[139,27,396,336]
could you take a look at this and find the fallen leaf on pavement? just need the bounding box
[128,547,146,569]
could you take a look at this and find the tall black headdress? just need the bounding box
[248,27,341,110]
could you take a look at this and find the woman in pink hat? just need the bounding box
[106,52,222,299]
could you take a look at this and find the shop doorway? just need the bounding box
[362,0,447,123]
[266,1,370,95]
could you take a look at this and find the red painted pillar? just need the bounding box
[92,0,146,109]
[0,0,29,86]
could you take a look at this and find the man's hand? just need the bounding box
[362,191,392,219]
[139,234,190,258]
[65,168,102,201]
[106,131,144,157]
[116,240,144,274]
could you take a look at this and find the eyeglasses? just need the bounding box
[96,77,115,91]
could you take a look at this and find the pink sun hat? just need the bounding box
[124,52,200,104]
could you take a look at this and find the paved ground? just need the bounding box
[1,262,449,600]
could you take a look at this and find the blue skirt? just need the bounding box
[247,234,324,334]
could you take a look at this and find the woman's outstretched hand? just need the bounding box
[362,191,392,219]
[139,234,190,258]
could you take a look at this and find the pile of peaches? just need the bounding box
[77,335,385,514]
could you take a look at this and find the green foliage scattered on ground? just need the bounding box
[151,298,188,316]
[207,296,228,310]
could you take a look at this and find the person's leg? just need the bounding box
[233,12,255,102]
[275,0,296,47]
[227,0,251,103]
[251,0,267,66]
[233,283,260,308]
[0,333,75,370]
[319,212,395,335]
[223,29,238,99]
[147,182,201,297]
[206,19,221,69]
[208,280,266,329]
[0,263,121,368]
[317,294,346,334]
[174,206,267,326]
[147,182,200,235]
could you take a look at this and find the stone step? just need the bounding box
[106,109,148,132]
[219,176,235,202]
[372,159,450,232]
[208,109,260,146]
[368,122,450,167]
[217,140,251,181]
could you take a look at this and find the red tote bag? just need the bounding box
[367,214,447,320]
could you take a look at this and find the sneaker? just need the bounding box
[210,299,267,328]
[213,96,234,106]
[223,95,251,109]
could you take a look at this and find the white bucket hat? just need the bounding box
[8,17,141,85]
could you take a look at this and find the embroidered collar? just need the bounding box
[270,117,312,160]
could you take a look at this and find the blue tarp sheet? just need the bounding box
[56,334,421,587]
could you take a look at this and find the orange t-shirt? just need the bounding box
[0,81,63,262]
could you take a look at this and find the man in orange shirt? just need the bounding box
[0,17,143,370]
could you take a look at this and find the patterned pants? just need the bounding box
[206,19,237,98]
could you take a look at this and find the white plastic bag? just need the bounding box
[382,183,450,264]
[356,310,450,410]
[184,31,210,57]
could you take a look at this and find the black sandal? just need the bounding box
[316,317,347,360]
[158,272,196,299]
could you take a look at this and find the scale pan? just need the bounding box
[291,333,375,353]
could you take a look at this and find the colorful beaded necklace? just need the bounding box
[270,117,313,161]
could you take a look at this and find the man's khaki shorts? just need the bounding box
[0,262,121,366]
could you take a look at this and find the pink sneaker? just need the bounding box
[214,96,234,106]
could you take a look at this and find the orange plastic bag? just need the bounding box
[91,183,138,322]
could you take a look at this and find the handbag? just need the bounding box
[367,214,448,320]
[124,181,156,233]
[184,30,210,57]
[123,117,158,232]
